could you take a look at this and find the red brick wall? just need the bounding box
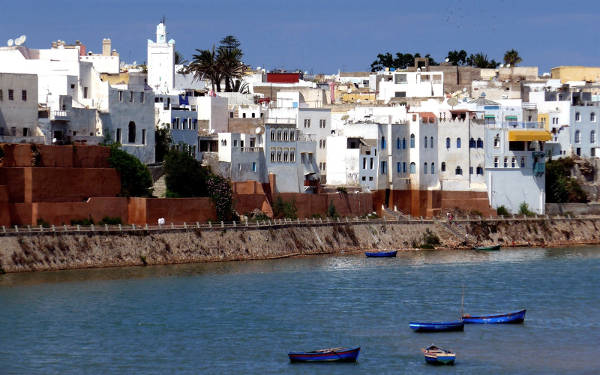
[0,144,111,168]
[129,198,217,225]
[0,144,33,167]
[32,197,129,225]
[28,168,121,203]
[234,194,274,217]
[275,193,372,218]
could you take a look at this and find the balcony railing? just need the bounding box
[239,147,263,153]
[51,110,70,121]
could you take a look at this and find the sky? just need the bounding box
[1,0,599,74]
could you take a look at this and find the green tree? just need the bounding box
[545,158,588,203]
[174,51,187,65]
[155,127,172,163]
[446,49,468,66]
[217,41,245,92]
[108,145,153,197]
[164,149,209,197]
[503,49,522,67]
[467,52,500,68]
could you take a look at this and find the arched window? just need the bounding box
[469,138,476,148]
[431,162,435,174]
[424,162,428,174]
[455,166,463,175]
[477,138,484,148]
[456,137,461,148]
[430,136,434,148]
[592,112,596,122]
[575,130,581,143]
[476,166,483,175]
[128,121,136,143]
[575,112,581,122]
[290,131,296,141]
[441,162,446,172]
[410,134,415,148]
[283,130,289,141]
[409,162,416,174]
[446,137,451,149]
[493,134,500,148]
[592,130,596,143]
[276,129,282,141]
[270,130,275,141]
[504,157,508,168]
[424,136,428,148]
[397,137,401,149]
[512,157,516,168]
[402,138,406,149]
[381,136,386,149]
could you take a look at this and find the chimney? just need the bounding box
[102,38,111,56]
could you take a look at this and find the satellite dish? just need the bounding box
[15,35,26,46]
[7,39,14,46]
[168,39,175,44]
[255,126,264,135]
[445,57,449,63]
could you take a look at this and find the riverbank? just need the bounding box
[1,217,600,273]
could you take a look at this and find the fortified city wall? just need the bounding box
[1,216,599,273]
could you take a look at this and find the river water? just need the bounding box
[1,247,599,374]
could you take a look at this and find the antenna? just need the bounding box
[7,39,14,47]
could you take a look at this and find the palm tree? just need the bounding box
[503,49,522,67]
[218,46,245,92]
[467,53,500,68]
[187,46,222,92]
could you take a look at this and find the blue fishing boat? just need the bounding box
[473,244,501,251]
[288,346,360,362]
[365,250,397,257]
[422,345,456,365]
[462,309,526,324]
[409,321,464,332]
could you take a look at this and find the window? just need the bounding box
[140,92,144,103]
[23,128,29,137]
[380,161,387,175]
[276,148,282,162]
[410,134,415,148]
[270,130,275,141]
[441,162,446,172]
[116,128,121,143]
[369,158,374,169]
[233,139,238,147]
[424,136,428,148]
[320,119,326,128]
[21,90,27,101]
[83,87,88,99]
[510,157,516,168]
[424,162,428,174]
[494,157,499,168]
[363,158,367,169]
[369,176,373,181]
[127,122,136,143]
[469,166,473,175]
[592,113,596,122]
[575,112,581,122]
[494,134,500,148]
[119,91,123,102]
[397,137,401,149]
[290,149,295,162]
[394,73,407,83]
[276,130,281,141]
[575,130,581,143]
[362,176,366,181]
[129,91,134,102]
[290,131,295,141]
[8,89,14,100]
[283,150,289,163]
[431,163,435,174]
[456,138,461,148]
[193,119,198,130]
[394,91,406,98]
[397,162,401,173]
[251,113,255,118]
[455,166,463,175]
[409,162,416,174]
[142,129,146,145]
[592,130,596,143]
[402,138,406,149]
[242,113,246,118]
[430,136,434,148]
[304,119,311,128]
[0,89,3,101]
[230,112,234,118]
[270,148,275,162]
[469,138,476,148]
[477,138,483,148]
[283,130,289,141]
[403,162,407,173]
[477,166,483,175]
[503,157,508,168]
[381,136,386,149]
[520,157,526,168]
[446,137,451,149]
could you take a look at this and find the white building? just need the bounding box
[377,71,444,103]
[0,72,42,142]
[147,21,175,94]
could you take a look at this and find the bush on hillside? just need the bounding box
[273,196,298,219]
[496,205,510,216]
[545,158,588,203]
[108,145,153,197]
[327,201,339,218]
[518,202,535,217]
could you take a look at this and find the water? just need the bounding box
[1,247,599,374]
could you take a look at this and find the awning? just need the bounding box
[508,130,552,142]
[505,115,518,120]
[484,114,495,119]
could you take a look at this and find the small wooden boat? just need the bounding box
[473,244,501,251]
[409,320,464,332]
[288,346,360,362]
[422,345,456,365]
[462,309,526,324]
[365,250,397,257]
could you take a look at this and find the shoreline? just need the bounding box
[1,217,600,274]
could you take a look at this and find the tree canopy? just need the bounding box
[370,52,437,72]
[503,49,522,67]
[108,145,153,197]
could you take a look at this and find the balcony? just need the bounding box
[50,110,71,121]
[240,147,263,153]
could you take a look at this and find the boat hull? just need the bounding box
[365,250,397,257]
[462,309,526,324]
[409,321,464,332]
[425,354,455,365]
[288,347,360,362]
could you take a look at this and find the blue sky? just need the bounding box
[1,0,599,73]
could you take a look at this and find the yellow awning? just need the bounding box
[508,130,552,142]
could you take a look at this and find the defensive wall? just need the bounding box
[1,215,599,273]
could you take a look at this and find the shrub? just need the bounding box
[545,158,588,203]
[518,202,535,217]
[273,196,298,219]
[336,186,348,194]
[496,205,510,216]
[36,218,50,228]
[98,216,122,225]
[71,218,94,226]
[471,210,483,217]
[327,201,339,218]
[421,228,441,247]
[155,127,172,163]
[108,145,153,197]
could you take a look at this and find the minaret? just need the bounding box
[147,19,175,93]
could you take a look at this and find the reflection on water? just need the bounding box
[1,247,599,374]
